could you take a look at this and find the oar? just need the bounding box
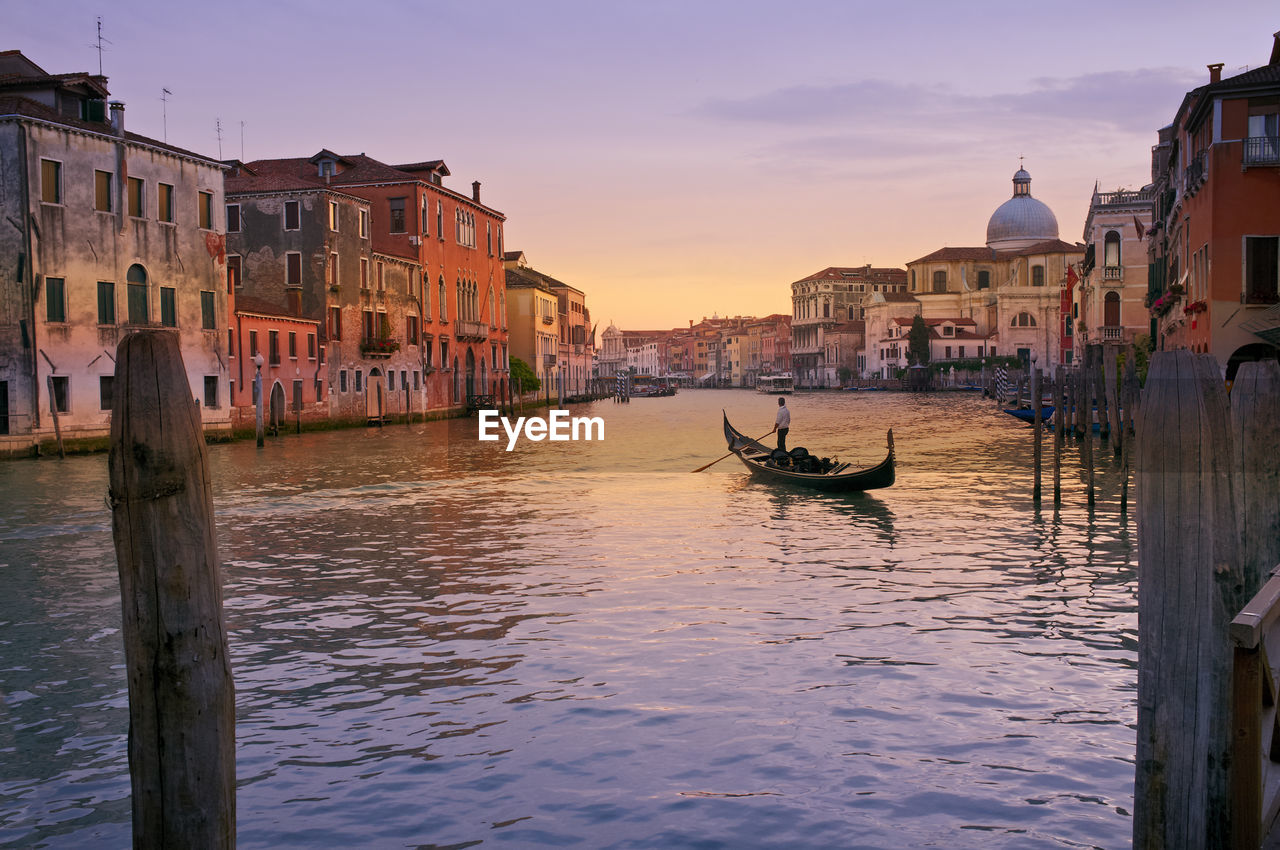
[692,431,774,473]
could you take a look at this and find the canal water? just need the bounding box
[0,390,1137,849]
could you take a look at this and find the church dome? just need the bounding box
[986,167,1059,250]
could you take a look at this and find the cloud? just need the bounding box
[695,67,1200,135]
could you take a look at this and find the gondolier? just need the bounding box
[771,397,790,452]
[722,413,895,492]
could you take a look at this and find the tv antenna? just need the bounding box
[91,17,111,76]
[160,88,172,141]
[216,117,223,160]
[240,121,246,161]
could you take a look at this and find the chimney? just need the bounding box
[472,181,481,202]
[1208,63,1224,84]
[1271,30,1280,66]
[109,101,124,135]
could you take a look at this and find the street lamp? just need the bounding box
[253,352,265,447]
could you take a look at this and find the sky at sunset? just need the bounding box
[8,1,1279,329]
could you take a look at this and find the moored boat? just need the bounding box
[722,412,894,492]
[756,373,795,394]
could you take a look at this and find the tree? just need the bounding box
[907,314,931,366]
[509,357,540,394]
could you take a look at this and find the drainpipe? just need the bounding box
[110,102,126,235]
[16,122,40,431]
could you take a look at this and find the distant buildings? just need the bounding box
[790,266,908,387]
[503,251,594,398]
[0,50,230,452]
[1076,185,1153,359]
[1147,33,1280,376]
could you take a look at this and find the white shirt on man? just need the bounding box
[775,405,791,429]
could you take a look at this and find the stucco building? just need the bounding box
[1147,33,1280,375]
[790,266,907,387]
[0,51,230,452]
[1076,185,1153,358]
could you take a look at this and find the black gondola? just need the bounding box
[722,412,895,492]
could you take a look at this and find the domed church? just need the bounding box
[861,165,1084,378]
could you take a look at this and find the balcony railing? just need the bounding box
[541,315,555,325]
[1184,150,1207,193]
[1103,266,1123,281]
[1099,326,1123,342]
[1243,136,1280,167]
[1093,187,1155,207]
[454,320,489,341]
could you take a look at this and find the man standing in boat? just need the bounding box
[772,396,790,452]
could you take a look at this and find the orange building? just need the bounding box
[1148,33,1280,375]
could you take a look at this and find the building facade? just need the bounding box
[1076,185,1153,356]
[0,51,230,452]
[1147,35,1280,375]
[790,266,907,387]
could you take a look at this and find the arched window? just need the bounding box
[1104,291,1121,327]
[932,270,947,293]
[1104,231,1121,268]
[1011,311,1037,328]
[127,264,149,323]
[1031,265,1045,287]
[438,275,447,320]
[977,270,990,290]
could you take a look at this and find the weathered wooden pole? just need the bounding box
[1231,359,1280,600]
[1053,365,1063,504]
[45,374,65,458]
[1081,348,1095,505]
[107,331,235,849]
[1104,345,1121,452]
[1133,350,1241,850]
[1096,344,1111,441]
[253,355,264,447]
[1120,352,1137,513]
[1031,361,1042,501]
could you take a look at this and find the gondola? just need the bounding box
[722,412,895,492]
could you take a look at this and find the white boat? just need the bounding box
[756,373,794,394]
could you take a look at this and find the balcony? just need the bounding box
[360,337,400,358]
[540,315,555,325]
[543,354,557,369]
[454,320,489,341]
[1243,136,1280,168]
[1103,266,1123,281]
[1099,326,1123,342]
[1184,150,1207,195]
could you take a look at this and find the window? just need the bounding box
[1245,236,1279,304]
[329,252,339,288]
[977,270,990,290]
[422,197,430,235]
[249,330,259,357]
[932,270,947,293]
[95,170,113,212]
[487,223,492,255]
[284,200,300,230]
[359,209,369,238]
[45,277,66,323]
[41,159,61,203]
[377,262,385,291]
[406,315,419,345]
[226,203,240,232]
[363,310,374,340]
[286,252,302,287]
[228,328,235,357]
[307,333,316,359]
[269,330,280,365]
[389,198,406,233]
[97,281,115,324]
[99,376,113,410]
[329,200,339,231]
[328,306,342,340]
[340,370,348,392]
[198,191,213,229]
[413,370,420,391]
[1104,231,1121,267]
[128,177,144,217]
[438,276,447,320]
[436,201,443,238]
[959,346,966,358]
[1031,265,1045,287]
[288,331,297,359]
[360,258,369,290]
[158,183,174,223]
[355,369,363,393]
[1011,312,1036,328]
[160,287,176,326]
[203,376,218,408]
[440,339,448,367]
[910,269,916,291]
[201,290,216,329]
[50,376,69,413]
[127,264,148,323]
[227,255,241,292]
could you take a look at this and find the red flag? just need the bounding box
[1065,263,1078,288]
[1133,215,1146,239]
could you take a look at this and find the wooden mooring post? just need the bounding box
[45,374,65,458]
[107,331,236,849]
[1134,350,1245,849]
[1052,365,1063,505]
[1031,361,1041,501]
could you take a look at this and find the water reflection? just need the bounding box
[0,390,1137,849]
